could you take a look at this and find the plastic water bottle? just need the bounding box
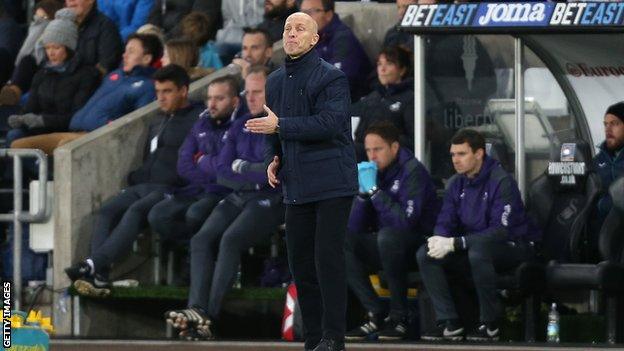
[233,265,242,289]
[547,303,560,343]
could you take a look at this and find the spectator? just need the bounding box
[97,0,155,41]
[300,0,373,101]
[593,102,624,218]
[137,23,165,43]
[231,27,275,78]
[64,64,202,296]
[382,0,417,51]
[165,66,284,341]
[162,38,211,81]
[148,76,239,245]
[417,129,540,342]
[180,11,222,71]
[11,33,162,154]
[351,46,414,161]
[215,0,263,64]
[0,0,124,105]
[257,0,296,43]
[345,121,438,341]
[14,0,64,68]
[147,0,222,39]
[5,8,100,146]
[0,1,23,87]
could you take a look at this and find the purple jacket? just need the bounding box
[217,113,278,193]
[316,14,372,101]
[348,148,439,233]
[174,113,232,197]
[435,156,541,243]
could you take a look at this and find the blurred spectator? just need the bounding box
[0,1,23,86]
[165,66,284,341]
[11,33,162,154]
[5,8,100,146]
[180,11,223,71]
[148,77,236,247]
[382,0,417,51]
[64,64,202,296]
[147,0,222,39]
[215,0,263,65]
[300,0,372,101]
[351,46,413,161]
[257,0,296,43]
[97,0,155,41]
[137,23,165,43]
[345,121,438,341]
[1,0,124,106]
[231,27,275,78]
[162,38,212,81]
[14,0,64,67]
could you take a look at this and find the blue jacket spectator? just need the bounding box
[98,0,154,41]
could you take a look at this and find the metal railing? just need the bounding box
[0,148,48,311]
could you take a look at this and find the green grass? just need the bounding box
[69,285,287,301]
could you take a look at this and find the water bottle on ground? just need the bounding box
[547,302,560,343]
[233,265,242,289]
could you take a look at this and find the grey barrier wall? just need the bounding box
[51,2,394,336]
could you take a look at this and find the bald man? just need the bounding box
[246,12,357,351]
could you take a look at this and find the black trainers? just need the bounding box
[345,312,381,340]
[378,317,408,340]
[73,274,111,297]
[466,323,500,341]
[421,319,464,341]
[65,261,92,281]
[165,306,213,340]
[312,339,345,351]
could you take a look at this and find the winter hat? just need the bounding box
[606,101,624,123]
[39,8,78,51]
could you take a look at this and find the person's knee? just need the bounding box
[377,227,403,253]
[466,239,493,262]
[415,243,430,264]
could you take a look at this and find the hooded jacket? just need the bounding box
[69,65,156,132]
[435,155,541,244]
[593,141,624,215]
[348,148,439,234]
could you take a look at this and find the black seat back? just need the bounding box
[598,177,624,263]
[527,141,600,262]
[485,138,513,173]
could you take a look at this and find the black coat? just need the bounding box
[77,6,123,74]
[148,0,222,37]
[128,103,203,186]
[351,79,414,160]
[23,55,101,133]
[265,49,358,204]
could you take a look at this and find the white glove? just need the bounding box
[427,235,455,259]
[231,159,248,174]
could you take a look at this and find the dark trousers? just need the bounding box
[90,183,168,273]
[285,196,353,348]
[188,192,285,319]
[346,227,423,321]
[148,193,223,241]
[415,235,534,324]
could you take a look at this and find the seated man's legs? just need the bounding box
[11,132,86,155]
[185,194,224,234]
[346,230,384,320]
[148,195,198,242]
[206,194,285,319]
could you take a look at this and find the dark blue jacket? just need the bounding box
[435,156,541,244]
[348,148,439,234]
[593,142,624,215]
[264,49,358,204]
[69,66,155,132]
[98,0,154,40]
[218,113,278,193]
[174,111,232,197]
[316,14,372,101]
[77,5,123,74]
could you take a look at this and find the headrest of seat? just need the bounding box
[546,141,592,187]
[485,138,512,172]
[610,177,624,211]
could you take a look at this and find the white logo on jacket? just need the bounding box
[406,200,414,218]
[501,204,511,226]
[391,180,400,193]
[132,80,144,88]
[389,102,401,112]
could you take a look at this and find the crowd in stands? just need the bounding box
[0,0,622,346]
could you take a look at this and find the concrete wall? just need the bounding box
[51,1,396,336]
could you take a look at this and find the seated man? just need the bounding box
[593,102,624,218]
[345,121,438,341]
[382,0,417,51]
[147,76,242,243]
[64,64,202,296]
[257,0,297,43]
[300,0,373,101]
[11,33,162,155]
[231,27,277,78]
[417,129,540,342]
[165,66,284,341]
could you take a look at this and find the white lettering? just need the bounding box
[401,4,418,26]
[550,3,567,24]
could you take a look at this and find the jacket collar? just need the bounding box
[598,141,624,161]
[464,155,499,186]
[124,65,156,78]
[374,78,413,97]
[285,48,319,74]
[378,147,413,184]
[319,14,342,38]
